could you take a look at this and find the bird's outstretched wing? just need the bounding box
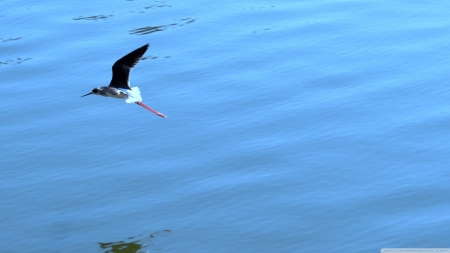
[109,44,149,90]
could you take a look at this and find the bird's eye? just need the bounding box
[92,88,98,93]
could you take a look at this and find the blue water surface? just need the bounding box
[1,0,450,252]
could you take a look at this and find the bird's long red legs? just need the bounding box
[135,102,167,118]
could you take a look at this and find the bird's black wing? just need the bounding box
[109,44,149,90]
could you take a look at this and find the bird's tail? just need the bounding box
[124,87,143,103]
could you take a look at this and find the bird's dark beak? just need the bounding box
[81,92,92,97]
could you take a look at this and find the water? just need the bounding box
[1,0,450,252]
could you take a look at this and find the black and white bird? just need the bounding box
[81,44,167,118]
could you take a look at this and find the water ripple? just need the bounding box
[73,15,114,21]
[1,37,21,42]
[142,4,172,10]
[0,57,31,66]
[129,18,195,35]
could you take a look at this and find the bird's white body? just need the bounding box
[90,86,143,103]
[124,87,142,103]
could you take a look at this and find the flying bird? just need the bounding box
[81,44,167,118]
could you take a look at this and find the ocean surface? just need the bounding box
[1,0,450,252]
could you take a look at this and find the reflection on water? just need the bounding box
[129,18,195,35]
[99,230,172,253]
[100,240,144,253]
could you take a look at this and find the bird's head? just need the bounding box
[81,88,100,97]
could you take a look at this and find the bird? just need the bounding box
[81,44,167,118]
